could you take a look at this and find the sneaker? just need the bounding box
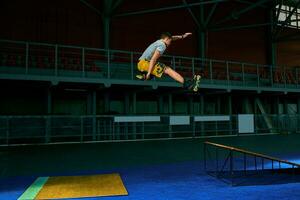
[183,79,194,90]
[136,73,155,80]
[136,74,145,80]
[192,75,201,92]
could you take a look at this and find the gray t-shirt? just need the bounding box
[139,39,166,60]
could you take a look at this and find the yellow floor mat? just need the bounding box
[35,173,128,199]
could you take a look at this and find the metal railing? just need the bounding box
[0,39,299,91]
[0,114,299,145]
[204,141,300,186]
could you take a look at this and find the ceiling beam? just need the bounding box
[204,2,219,27]
[79,0,102,16]
[235,0,268,8]
[182,0,202,29]
[275,0,283,21]
[214,0,272,26]
[114,0,228,18]
[209,22,272,31]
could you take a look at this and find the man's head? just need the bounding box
[160,32,172,47]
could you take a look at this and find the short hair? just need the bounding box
[160,32,172,39]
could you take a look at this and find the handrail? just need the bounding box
[205,141,300,167]
[1,38,299,91]
[0,38,287,69]
[0,114,299,118]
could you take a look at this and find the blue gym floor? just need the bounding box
[2,158,300,200]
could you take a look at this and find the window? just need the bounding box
[276,4,300,29]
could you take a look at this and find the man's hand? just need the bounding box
[172,33,193,41]
[145,73,151,80]
[183,32,192,39]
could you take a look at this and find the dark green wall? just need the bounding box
[1,134,300,177]
[0,87,45,115]
[0,82,299,116]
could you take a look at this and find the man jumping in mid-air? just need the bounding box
[136,32,201,92]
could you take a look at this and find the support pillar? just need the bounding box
[267,7,277,67]
[46,88,52,114]
[158,95,164,114]
[92,91,97,140]
[104,93,110,113]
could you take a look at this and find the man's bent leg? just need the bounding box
[164,67,184,84]
[164,67,200,91]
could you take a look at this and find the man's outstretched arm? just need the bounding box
[172,32,192,41]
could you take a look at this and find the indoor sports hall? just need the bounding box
[1,0,300,199]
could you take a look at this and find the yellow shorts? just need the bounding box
[137,59,167,78]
